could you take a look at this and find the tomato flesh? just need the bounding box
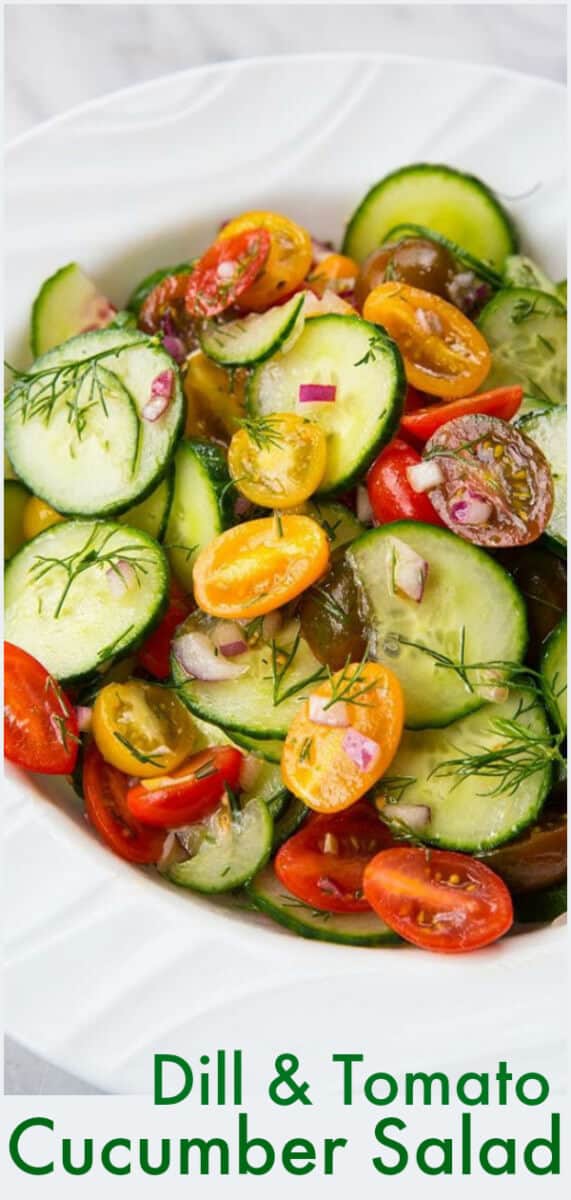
[275,804,395,912]
[126,746,243,827]
[228,413,327,508]
[4,642,79,774]
[83,741,166,863]
[364,847,514,953]
[401,386,524,442]
[367,438,444,526]
[300,552,368,670]
[185,228,271,317]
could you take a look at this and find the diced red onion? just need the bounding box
[299,383,336,404]
[317,875,343,896]
[162,335,186,364]
[173,631,248,681]
[261,610,283,640]
[389,536,428,603]
[212,621,248,658]
[356,485,374,524]
[239,754,262,792]
[158,831,177,870]
[143,369,174,421]
[75,705,92,733]
[309,694,350,728]
[451,493,493,526]
[342,728,380,771]
[80,294,116,333]
[407,460,444,493]
[106,559,136,596]
[383,803,431,832]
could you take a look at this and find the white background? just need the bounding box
[2,0,568,1147]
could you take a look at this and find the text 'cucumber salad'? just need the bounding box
[4,162,567,953]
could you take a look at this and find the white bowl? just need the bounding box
[5,54,566,1094]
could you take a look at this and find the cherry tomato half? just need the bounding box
[126,746,243,827]
[22,496,64,540]
[92,679,195,778]
[139,271,193,337]
[308,253,358,298]
[138,579,193,679]
[185,228,271,318]
[401,386,524,443]
[83,740,166,863]
[299,552,368,670]
[275,804,396,913]
[219,211,312,312]
[480,808,567,895]
[228,413,327,508]
[367,438,444,526]
[363,847,514,953]
[355,238,457,311]
[363,282,491,398]
[4,642,79,774]
[183,352,246,444]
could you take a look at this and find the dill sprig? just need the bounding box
[237,413,286,452]
[395,627,473,692]
[30,524,157,618]
[354,332,388,367]
[322,645,377,710]
[113,733,167,768]
[268,627,327,706]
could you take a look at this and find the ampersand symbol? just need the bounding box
[269,1054,312,1106]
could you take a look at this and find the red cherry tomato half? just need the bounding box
[83,741,166,863]
[185,228,271,318]
[274,803,396,913]
[401,386,524,443]
[138,272,192,336]
[363,847,514,953]
[4,642,79,774]
[137,579,193,679]
[126,746,244,827]
[367,438,445,526]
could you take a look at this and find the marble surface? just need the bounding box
[3,1,566,1097]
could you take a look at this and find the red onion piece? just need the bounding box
[317,875,343,896]
[143,369,174,421]
[162,335,186,364]
[383,803,431,832]
[239,754,262,792]
[389,536,428,603]
[407,460,444,493]
[80,294,117,333]
[309,694,349,728]
[342,728,380,771]
[106,559,136,596]
[299,383,336,404]
[173,631,248,681]
[212,621,248,658]
[356,485,374,524]
[451,493,493,526]
[75,705,93,733]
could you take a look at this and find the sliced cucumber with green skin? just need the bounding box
[514,884,566,925]
[343,164,517,269]
[4,479,30,560]
[4,519,168,680]
[199,293,305,366]
[118,468,174,541]
[503,255,559,296]
[5,329,184,517]
[477,288,567,405]
[127,262,194,316]
[382,222,503,288]
[164,438,234,592]
[556,280,567,307]
[248,314,405,494]
[517,405,566,555]
[272,795,308,850]
[173,613,325,739]
[108,309,138,332]
[348,521,527,729]
[30,263,116,358]
[541,617,567,732]
[229,730,284,764]
[303,500,364,550]
[383,689,551,852]
[248,866,399,946]
[166,797,272,893]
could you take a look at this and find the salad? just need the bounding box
[4,162,567,954]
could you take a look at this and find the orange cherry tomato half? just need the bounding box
[4,642,79,774]
[401,385,524,443]
[219,211,312,312]
[308,253,358,298]
[138,578,193,679]
[363,847,514,954]
[367,438,445,526]
[274,803,396,913]
[127,746,243,827]
[185,228,271,318]
[83,740,166,863]
[363,282,491,398]
[282,663,404,813]
[192,514,330,619]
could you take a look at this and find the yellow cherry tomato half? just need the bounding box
[228,413,327,508]
[193,514,329,619]
[23,496,64,540]
[219,211,312,312]
[282,663,404,813]
[92,680,195,778]
[363,282,491,398]
[184,351,246,444]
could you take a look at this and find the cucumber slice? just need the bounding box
[556,280,567,307]
[303,500,364,549]
[229,731,284,764]
[248,866,399,946]
[383,689,551,851]
[118,468,174,541]
[189,715,286,813]
[30,263,115,357]
[166,797,272,893]
[514,884,566,925]
[348,521,527,728]
[127,262,194,316]
[5,329,184,516]
[164,439,233,592]
[173,614,326,739]
[248,314,404,493]
[503,255,559,296]
[4,479,30,560]
[512,395,555,422]
[517,406,566,555]
[272,795,308,850]
[4,519,168,680]
[343,164,517,269]
[382,222,503,288]
[199,293,305,366]
[541,617,567,732]
[477,288,567,405]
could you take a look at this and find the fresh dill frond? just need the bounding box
[30,525,156,618]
